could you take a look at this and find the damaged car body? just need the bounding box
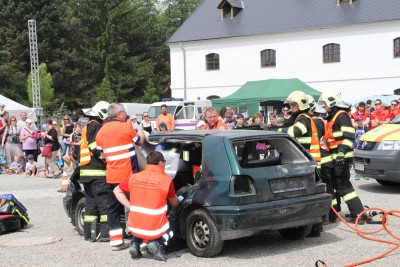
[148,130,331,257]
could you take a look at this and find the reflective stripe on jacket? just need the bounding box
[288,113,321,162]
[80,120,100,166]
[128,165,172,240]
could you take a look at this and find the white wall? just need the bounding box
[169,21,400,102]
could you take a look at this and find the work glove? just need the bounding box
[335,152,345,166]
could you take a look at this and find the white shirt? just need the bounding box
[26,161,39,170]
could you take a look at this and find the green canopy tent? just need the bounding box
[212,78,321,116]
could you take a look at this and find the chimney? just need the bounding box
[337,0,354,6]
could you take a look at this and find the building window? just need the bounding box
[206,53,220,70]
[261,49,276,67]
[323,43,340,63]
[394,38,400,58]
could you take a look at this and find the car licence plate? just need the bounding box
[269,178,305,193]
[354,163,364,171]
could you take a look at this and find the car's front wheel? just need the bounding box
[376,179,400,186]
[186,209,224,257]
[74,198,85,236]
[279,224,313,240]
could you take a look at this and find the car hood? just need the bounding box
[360,124,400,142]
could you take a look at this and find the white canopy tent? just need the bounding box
[0,95,37,122]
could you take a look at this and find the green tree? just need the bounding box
[27,63,57,111]
[0,63,28,105]
[141,79,161,103]
[91,77,117,105]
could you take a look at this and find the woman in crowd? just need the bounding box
[20,118,39,161]
[41,119,62,178]
[281,106,294,127]
[1,116,24,169]
[61,115,74,158]
[141,112,153,134]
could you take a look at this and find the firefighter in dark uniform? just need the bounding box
[284,91,322,237]
[81,101,110,241]
[307,96,336,223]
[318,90,366,224]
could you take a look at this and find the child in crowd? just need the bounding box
[354,116,369,180]
[25,154,39,177]
[234,114,244,128]
[8,155,23,174]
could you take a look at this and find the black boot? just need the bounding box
[98,222,110,242]
[148,241,167,261]
[83,222,91,241]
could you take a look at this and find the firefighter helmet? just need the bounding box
[317,89,343,107]
[82,101,110,120]
[306,95,316,114]
[284,91,310,111]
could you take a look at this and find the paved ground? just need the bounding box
[0,164,399,267]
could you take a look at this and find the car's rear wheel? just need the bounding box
[279,224,313,240]
[376,179,400,186]
[74,198,85,236]
[186,209,224,257]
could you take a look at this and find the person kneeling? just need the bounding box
[113,151,181,261]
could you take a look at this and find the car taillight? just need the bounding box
[229,175,256,196]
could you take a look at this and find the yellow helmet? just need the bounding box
[285,91,309,111]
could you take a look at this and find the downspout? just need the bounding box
[179,42,187,100]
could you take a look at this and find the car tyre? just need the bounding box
[74,197,85,236]
[376,179,400,186]
[279,224,313,240]
[186,209,224,257]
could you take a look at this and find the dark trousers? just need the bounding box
[83,179,109,239]
[331,162,364,218]
[83,179,109,217]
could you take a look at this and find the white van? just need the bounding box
[122,103,151,122]
[148,99,211,130]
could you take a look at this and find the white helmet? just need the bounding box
[318,89,344,107]
[285,91,310,111]
[306,95,316,115]
[82,101,110,120]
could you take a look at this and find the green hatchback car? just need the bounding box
[148,130,331,258]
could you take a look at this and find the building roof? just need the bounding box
[168,0,400,43]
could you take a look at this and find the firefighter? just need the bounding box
[307,95,336,224]
[96,103,144,251]
[318,89,366,224]
[284,91,322,236]
[80,101,110,242]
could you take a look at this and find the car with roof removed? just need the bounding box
[64,130,331,257]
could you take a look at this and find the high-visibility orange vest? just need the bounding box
[80,120,99,166]
[324,110,349,150]
[296,113,321,162]
[127,165,172,240]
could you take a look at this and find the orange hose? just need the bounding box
[327,207,400,267]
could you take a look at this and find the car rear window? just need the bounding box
[232,138,310,168]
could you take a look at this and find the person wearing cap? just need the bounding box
[96,103,144,251]
[130,115,140,132]
[25,154,38,177]
[351,102,370,128]
[318,89,366,224]
[80,101,111,243]
[20,118,40,162]
[17,111,37,132]
[156,104,175,131]
[159,121,168,132]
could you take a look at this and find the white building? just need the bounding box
[168,0,400,102]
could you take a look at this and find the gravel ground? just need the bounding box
[1,166,399,267]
